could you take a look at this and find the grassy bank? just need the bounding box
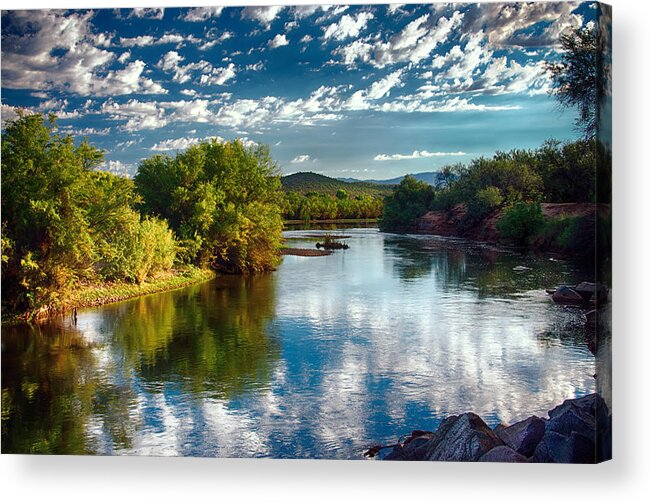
[3,266,216,323]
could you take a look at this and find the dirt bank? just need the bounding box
[416,203,610,252]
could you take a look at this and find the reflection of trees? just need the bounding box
[1,323,98,454]
[111,275,280,399]
[2,274,280,454]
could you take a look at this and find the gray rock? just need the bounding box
[479,446,529,463]
[532,430,596,463]
[552,286,584,304]
[384,435,432,461]
[495,416,546,458]
[425,413,503,462]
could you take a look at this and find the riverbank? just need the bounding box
[2,266,216,323]
[368,393,611,463]
[416,203,610,257]
[283,218,378,225]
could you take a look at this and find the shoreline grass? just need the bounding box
[2,266,216,324]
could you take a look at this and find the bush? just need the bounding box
[496,202,544,245]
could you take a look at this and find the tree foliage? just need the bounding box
[546,26,609,139]
[379,175,434,231]
[1,114,177,316]
[135,139,283,274]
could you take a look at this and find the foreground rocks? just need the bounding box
[370,394,611,463]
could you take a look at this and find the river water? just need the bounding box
[1,228,598,458]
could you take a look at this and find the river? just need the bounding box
[1,227,598,458]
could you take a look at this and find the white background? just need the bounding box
[1,0,650,501]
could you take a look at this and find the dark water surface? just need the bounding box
[2,229,597,458]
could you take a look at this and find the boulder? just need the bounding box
[425,413,503,462]
[383,435,433,461]
[575,282,609,303]
[552,286,584,305]
[479,446,529,463]
[532,430,596,464]
[495,416,546,457]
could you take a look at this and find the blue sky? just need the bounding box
[1,2,598,179]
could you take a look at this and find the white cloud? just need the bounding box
[300,35,314,44]
[198,32,232,51]
[151,135,224,151]
[268,34,289,49]
[463,2,583,47]
[198,63,237,86]
[344,69,405,110]
[102,160,133,178]
[181,7,224,22]
[335,11,464,68]
[128,8,164,20]
[290,155,312,164]
[241,6,286,29]
[1,11,120,95]
[93,60,167,96]
[119,33,200,48]
[117,51,131,64]
[374,150,467,161]
[323,12,374,41]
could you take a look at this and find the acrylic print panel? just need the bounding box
[0,2,612,462]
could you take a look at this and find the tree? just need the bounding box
[379,175,434,232]
[135,139,284,273]
[546,26,609,139]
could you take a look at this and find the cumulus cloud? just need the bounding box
[129,8,165,20]
[151,135,224,151]
[102,160,133,178]
[119,33,200,47]
[335,11,463,68]
[374,150,467,161]
[199,63,237,86]
[198,32,232,51]
[345,69,405,110]
[323,12,374,41]
[463,2,583,47]
[268,34,289,49]
[290,155,312,164]
[241,6,286,29]
[181,6,224,22]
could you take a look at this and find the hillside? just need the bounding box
[281,172,394,197]
[338,171,448,186]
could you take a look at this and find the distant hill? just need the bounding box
[338,171,448,186]
[281,172,394,197]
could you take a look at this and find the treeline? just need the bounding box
[1,114,283,317]
[380,138,612,256]
[380,138,605,233]
[282,190,383,221]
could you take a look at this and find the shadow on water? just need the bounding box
[1,274,279,454]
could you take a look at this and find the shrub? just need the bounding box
[496,202,544,245]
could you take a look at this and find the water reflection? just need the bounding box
[2,229,597,458]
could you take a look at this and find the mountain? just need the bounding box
[281,172,394,197]
[337,171,448,186]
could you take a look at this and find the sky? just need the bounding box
[1,2,600,180]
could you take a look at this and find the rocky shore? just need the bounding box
[367,394,611,463]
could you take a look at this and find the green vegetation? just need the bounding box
[281,171,393,197]
[135,139,283,274]
[280,172,386,221]
[282,190,383,221]
[379,175,433,231]
[1,113,284,319]
[380,138,599,233]
[495,202,544,246]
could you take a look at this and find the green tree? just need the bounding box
[379,175,434,232]
[546,26,609,139]
[135,139,283,273]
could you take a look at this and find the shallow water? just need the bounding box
[1,228,596,458]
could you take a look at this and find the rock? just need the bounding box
[479,446,529,463]
[532,430,595,463]
[552,286,584,305]
[384,435,432,461]
[425,413,503,462]
[495,416,546,457]
[575,282,609,303]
